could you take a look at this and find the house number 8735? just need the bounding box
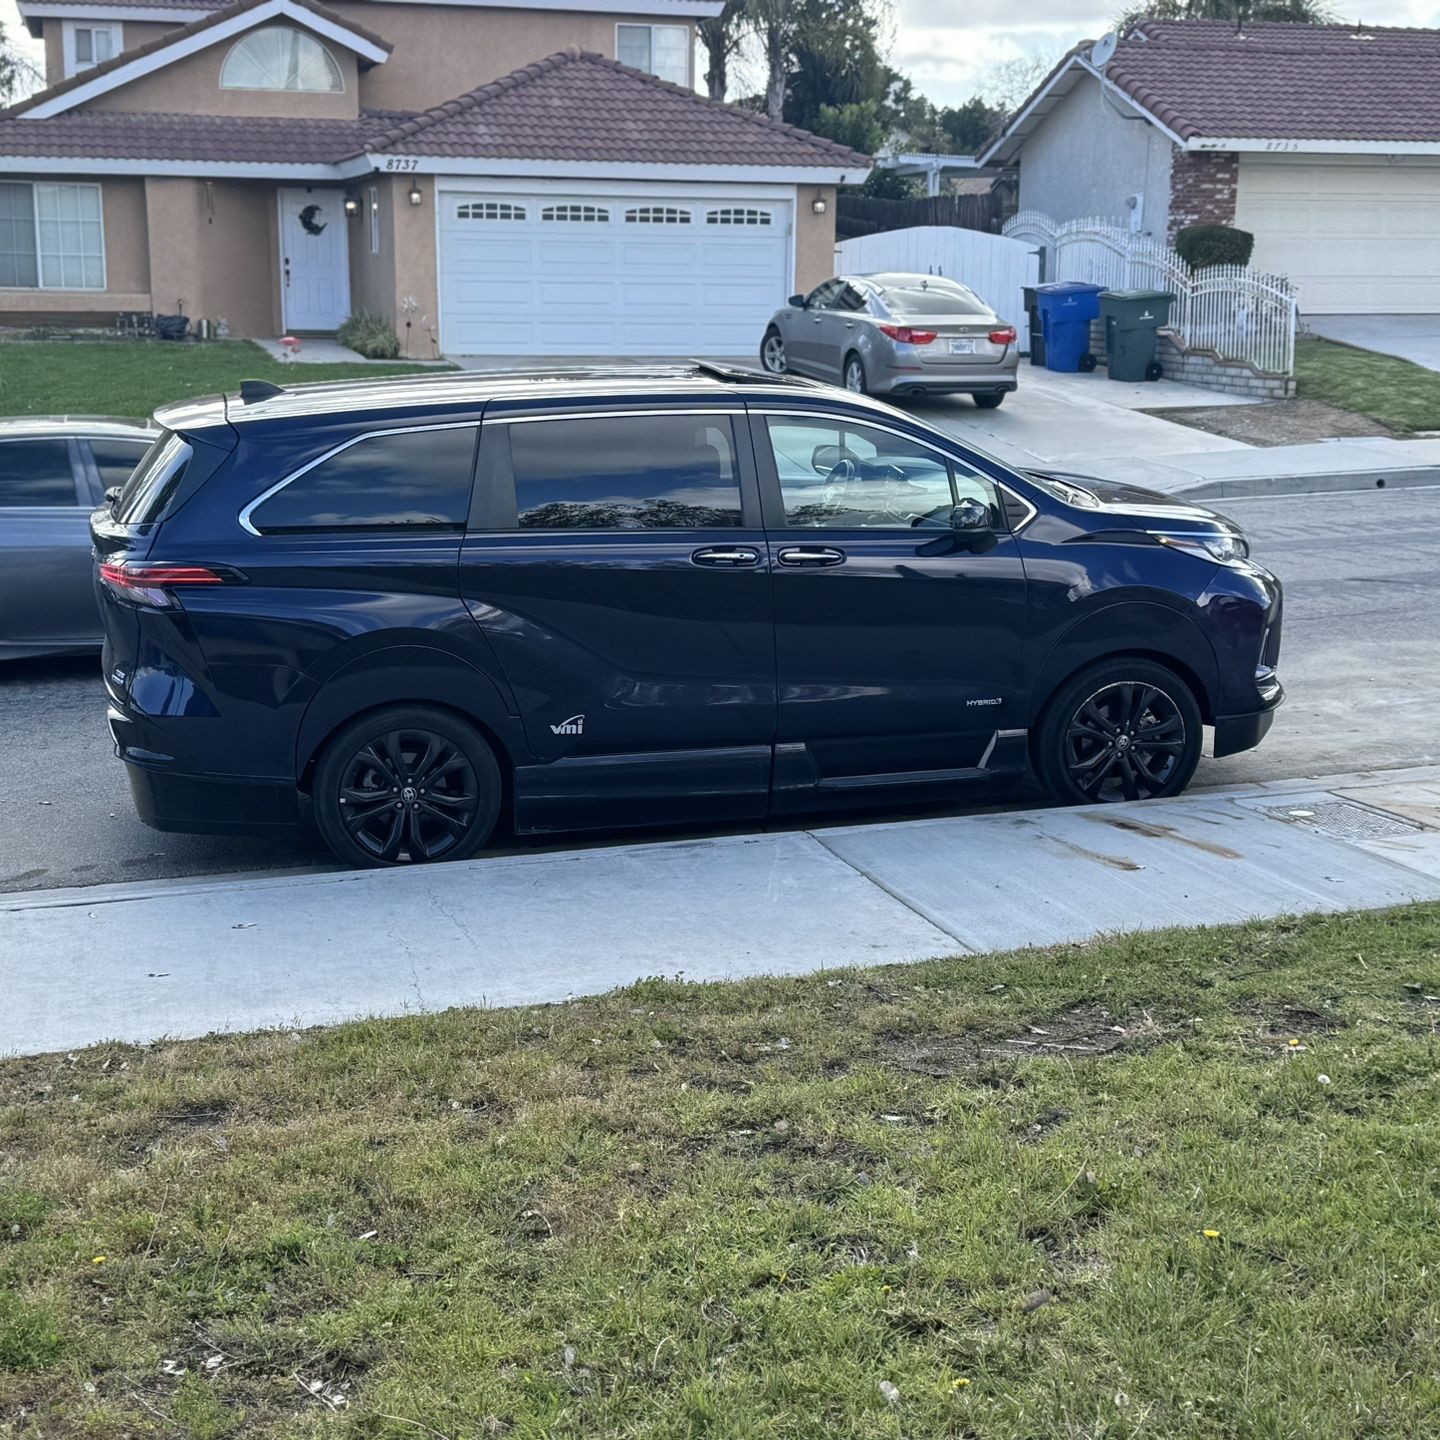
[383,157,420,171]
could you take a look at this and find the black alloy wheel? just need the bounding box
[1034,660,1202,806]
[313,706,501,867]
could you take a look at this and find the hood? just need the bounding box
[1025,469,1244,534]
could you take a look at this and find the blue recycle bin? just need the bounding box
[1035,282,1107,372]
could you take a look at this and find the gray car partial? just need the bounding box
[760,272,1020,405]
[0,417,157,660]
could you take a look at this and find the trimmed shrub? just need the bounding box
[1174,225,1255,269]
[337,309,402,360]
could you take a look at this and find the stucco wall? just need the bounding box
[1016,74,1173,240]
[347,180,397,325]
[144,177,280,335]
[41,19,211,85]
[329,3,695,112]
[795,184,837,293]
[90,29,360,117]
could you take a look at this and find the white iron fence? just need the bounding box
[1001,213,1298,376]
[836,225,1041,351]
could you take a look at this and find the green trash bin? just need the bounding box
[1099,289,1174,381]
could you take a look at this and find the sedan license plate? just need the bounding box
[948,338,977,355]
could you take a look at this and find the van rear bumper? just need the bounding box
[109,705,300,834]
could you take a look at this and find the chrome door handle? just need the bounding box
[778,546,845,567]
[692,546,760,567]
[844,322,855,329]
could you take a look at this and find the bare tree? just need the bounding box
[1,21,43,104]
[698,0,746,100]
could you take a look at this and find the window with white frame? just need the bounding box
[220,26,343,92]
[368,186,380,255]
[64,21,121,76]
[0,182,105,291]
[616,23,689,86]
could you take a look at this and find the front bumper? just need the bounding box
[1212,681,1283,759]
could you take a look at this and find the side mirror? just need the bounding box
[788,293,806,308]
[104,485,122,510]
[950,497,996,550]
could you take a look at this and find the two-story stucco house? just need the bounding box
[0,0,869,353]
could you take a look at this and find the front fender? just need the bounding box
[1029,598,1220,724]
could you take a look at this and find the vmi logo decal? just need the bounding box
[549,714,585,736]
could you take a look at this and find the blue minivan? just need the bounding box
[91,364,1282,867]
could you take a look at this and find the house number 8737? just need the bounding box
[383,157,420,171]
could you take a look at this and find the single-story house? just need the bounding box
[982,20,1440,314]
[0,0,870,352]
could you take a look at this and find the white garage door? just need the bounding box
[1235,158,1440,314]
[437,191,794,355]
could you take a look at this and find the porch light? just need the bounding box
[408,182,423,207]
[811,196,827,215]
[343,194,360,218]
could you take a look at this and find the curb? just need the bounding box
[1182,466,1440,501]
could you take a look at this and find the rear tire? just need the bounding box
[973,392,1006,409]
[761,327,787,374]
[843,353,868,394]
[312,705,502,868]
[1033,659,1202,806]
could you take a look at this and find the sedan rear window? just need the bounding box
[880,282,989,318]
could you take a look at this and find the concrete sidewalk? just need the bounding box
[3,767,1439,1057]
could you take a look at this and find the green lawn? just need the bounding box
[3,904,1438,1437]
[1295,335,1440,433]
[0,340,450,421]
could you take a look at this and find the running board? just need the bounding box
[817,765,990,791]
[774,728,1029,802]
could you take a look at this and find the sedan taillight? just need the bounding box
[878,324,938,345]
[989,326,1018,345]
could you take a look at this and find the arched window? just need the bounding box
[220,27,343,92]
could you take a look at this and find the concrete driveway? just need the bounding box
[1305,315,1440,372]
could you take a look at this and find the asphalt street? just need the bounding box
[4,485,1438,894]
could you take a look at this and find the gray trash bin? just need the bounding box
[1099,289,1174,381]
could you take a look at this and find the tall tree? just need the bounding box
[697,0,746,102]
[1116,0,1334,29]
[1,21,42,104]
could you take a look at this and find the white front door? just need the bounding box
[436,189,793,355]
[278,187,350,332]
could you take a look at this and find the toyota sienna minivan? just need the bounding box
[92,364,1282,868]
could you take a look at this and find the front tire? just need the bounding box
[843,353,868,394]
[973,392,1006,409]
[1033,659,1202,806]
[312,705,502,868]
[761,327,787,374]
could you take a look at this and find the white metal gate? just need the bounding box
[836,225,1041,352]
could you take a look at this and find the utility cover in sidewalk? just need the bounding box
[1266,800,1422,841]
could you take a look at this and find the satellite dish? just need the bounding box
[1090,31,1118,68]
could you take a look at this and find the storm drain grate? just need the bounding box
[1267,800,1422,841]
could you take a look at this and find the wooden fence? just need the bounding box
[836,191,1004,241]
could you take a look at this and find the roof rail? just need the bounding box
[239,379,285,405]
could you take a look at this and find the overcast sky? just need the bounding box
[4,0,1439,107]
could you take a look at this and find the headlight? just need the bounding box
[1154,531,1250,566]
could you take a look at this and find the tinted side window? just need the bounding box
[0,439,76,506]
[115,432,192,524]
[250,426,477,533]
[510,414,743,530]
[89,438,151,489]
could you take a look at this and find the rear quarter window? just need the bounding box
[115,431,193,524]
[246,425,478,534]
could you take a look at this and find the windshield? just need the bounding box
[114,430,193,524]
[879,281,990,318]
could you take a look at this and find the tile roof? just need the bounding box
[2,0,392,119]
[360,49,871,169]
[0,110,386,162]
[1085,21,1440,144]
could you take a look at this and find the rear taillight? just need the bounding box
[99,561,240,607]
[989,326,1018,345]
[878,324,938,345]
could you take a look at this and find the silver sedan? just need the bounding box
[760,271,1020,405]
[0,417,157,660]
